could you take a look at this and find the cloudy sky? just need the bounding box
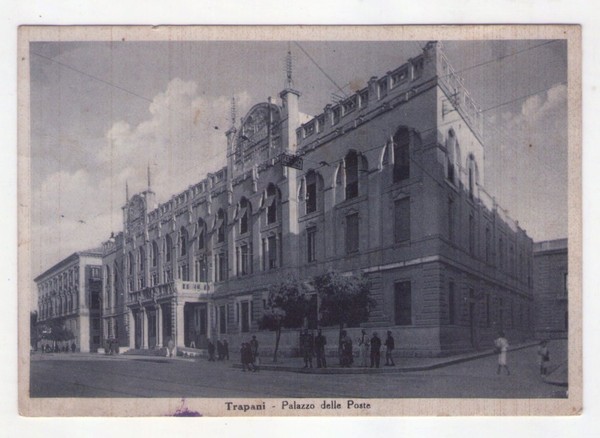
[29,39,568,275]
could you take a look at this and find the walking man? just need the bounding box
[370,332,382,368]
[384,331,395,366]
[494,332,510,375]
[249,335,259,365]
[314,329,327,369]
[302,329,314,368]
[207,339,216,361]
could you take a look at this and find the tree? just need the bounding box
[30,311,39,350]
[313,270,375,363]
[40,317,75,347]
[258,277,310,363]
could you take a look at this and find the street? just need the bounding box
[30,344,567,399]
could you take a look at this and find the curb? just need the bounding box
[230,341,541,374]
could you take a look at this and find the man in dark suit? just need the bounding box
[370,332,382,368]
[314,329,327,368]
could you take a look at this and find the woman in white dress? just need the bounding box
[494,332,510,375]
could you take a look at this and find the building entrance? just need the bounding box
[184,303,208,349]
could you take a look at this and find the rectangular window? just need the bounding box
[394,281,412,325]
[307,227,317,263]
[332,106,341,125]
[217,252,227,282]
[394,197,411,243]
[241,301,250,333]
[262,238,267,271]
[448,281,455,325]
[219,305,227,334]
[378,77,388,99]
[268,236,277,269]
[199,257,208,282]
[345,213,359,254]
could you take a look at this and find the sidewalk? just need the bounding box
[231,341,541,374]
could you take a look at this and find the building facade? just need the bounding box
[34,250,103,352]
[105,41,535,357]
[533,239,568,340]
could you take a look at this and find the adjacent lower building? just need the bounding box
[533,239,568,339]
[101,41,535,357]
[34,250,103,352]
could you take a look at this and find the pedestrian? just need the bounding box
[223,339,229,360]
[370,332,382,368]
[537,340,550,377]
[207,339,216,361]
[358,329,370,367]
[384,331,395,366]
[241,342,256,372]
[314,329,327,369]
[189,330,196,349]
[167,338,175,358]
[217,340,224,360]
[249,335,259,361]
[340,330,353,367]
[494,332,510,375]
[302,329,314,369]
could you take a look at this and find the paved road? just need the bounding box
[30,345,567,399]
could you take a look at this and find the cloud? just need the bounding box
[484,83,568,241]
[98,78,251,199]
[33,78,259,271]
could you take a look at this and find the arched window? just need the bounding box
[128,252,134,275]
[446,130,460,184]
[467,154,479,200]
[139,247,145,271]
[239,198,250,234]
[345,150,359,199]
[216,209,226,243]
[165,234,173,262]
[197,219,206,250]
[266,184,280,224]
[179,227,188,257]
[152,241,159,267]
[393,127,410,182]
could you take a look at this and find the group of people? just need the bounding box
[300,329,327,368]
[206,339,230,361]
[358,330,396,368]
[494,332,552,378]
[300,329,396,369]
[240,335,260,371]
[40,342,77,353]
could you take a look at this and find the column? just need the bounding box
[175,302,185,348]
[206,302,213,341]
[128,309,135,349]
[156,304,163,347]
[141,307,148,349]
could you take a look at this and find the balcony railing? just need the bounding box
[127,280,212,305]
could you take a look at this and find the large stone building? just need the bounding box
[102,41,535,357]
[34,250,103,352]
[533,238,568,340]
